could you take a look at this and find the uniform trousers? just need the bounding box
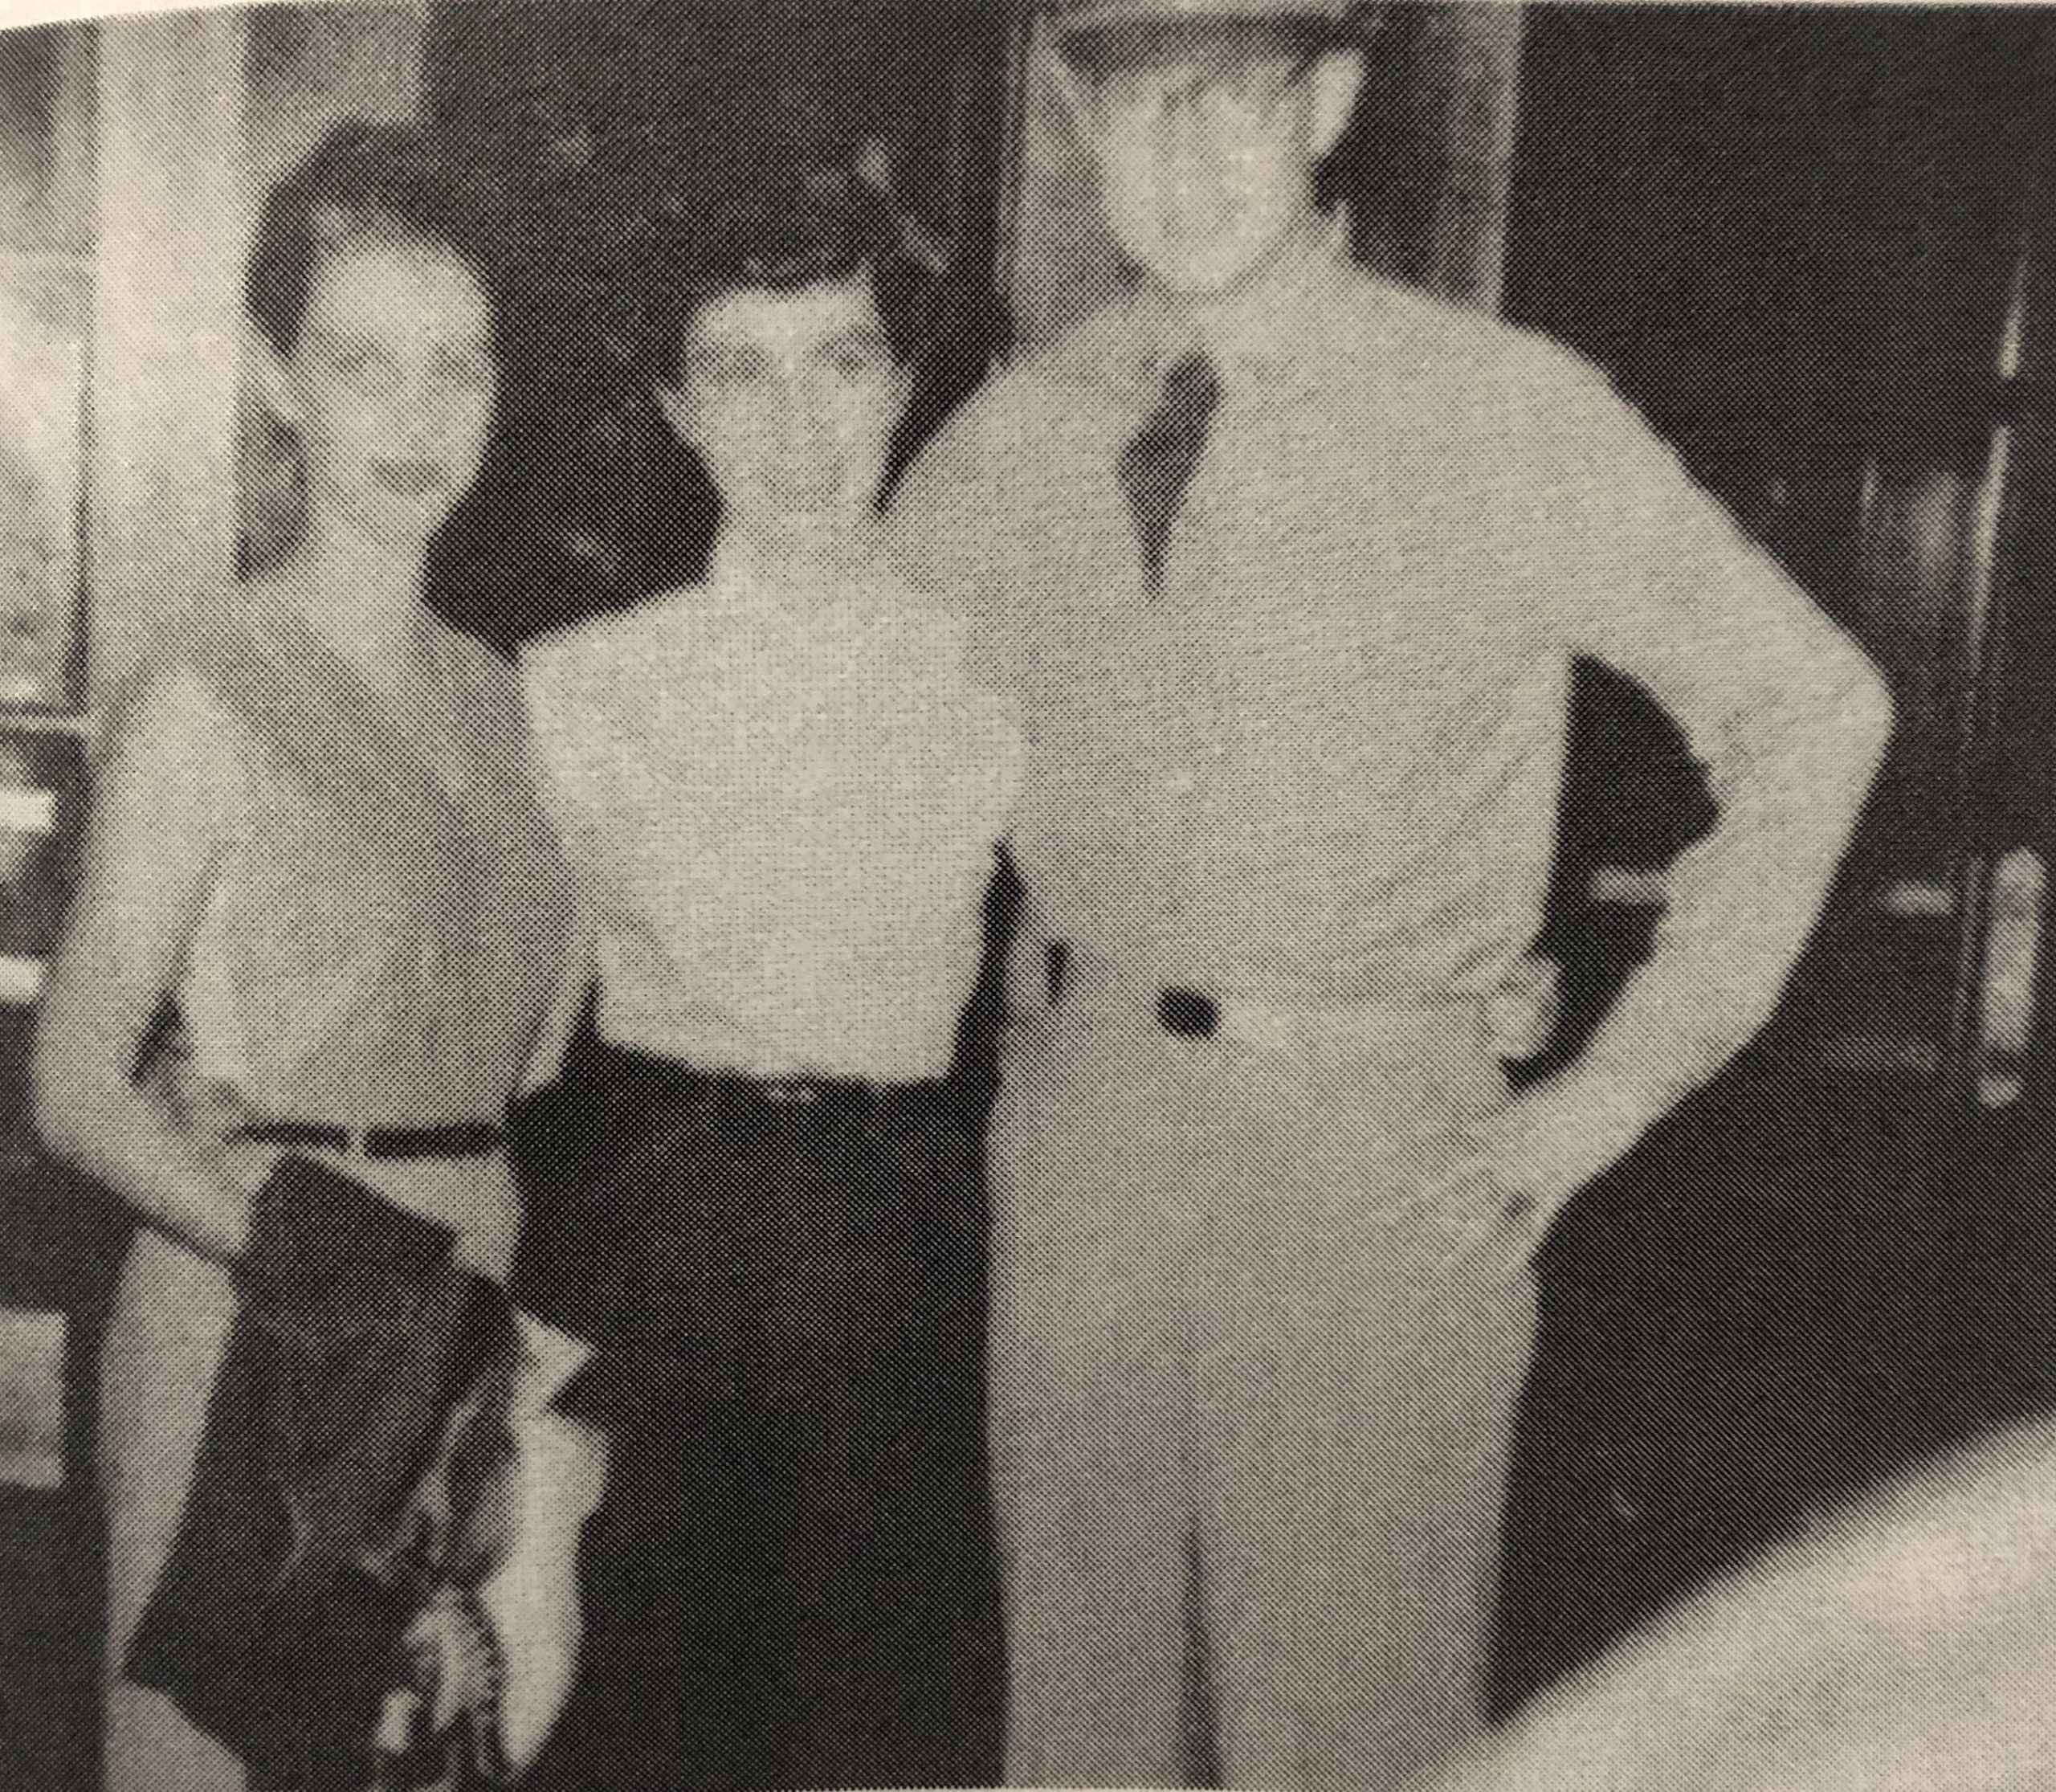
[987,949,1540,1790]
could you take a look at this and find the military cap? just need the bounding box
[1050,0,1361,35]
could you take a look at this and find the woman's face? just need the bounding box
[275,238,498,553]
[661,276,910,524]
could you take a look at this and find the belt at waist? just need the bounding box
[577,1036,951,1118]
[235,1121,504,1161]
[1034,939,1503,1048]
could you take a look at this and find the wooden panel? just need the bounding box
[998,6,1125,352]
[239,3,430,573]
[1422,4,1525,311]
[90,6,435,700]
[1346,0,1525,309]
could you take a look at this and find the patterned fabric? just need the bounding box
[100,595,579,1792]
[124,1153,530,1792]
[366,1361,520,1792]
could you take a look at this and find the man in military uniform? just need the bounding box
[891,3,1895,1786]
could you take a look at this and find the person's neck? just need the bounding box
[1147,218,1340,348]
[284,516,436,675]
[722,504,880,580]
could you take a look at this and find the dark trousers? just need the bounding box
[513,1037,1004,1790]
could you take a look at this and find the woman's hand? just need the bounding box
[1486,953,1560,1063]
[1480,1058,1659,1227]
[144,1042,279,1202]
[32,664,259,1264]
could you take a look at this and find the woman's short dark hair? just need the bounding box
[642,161,943,386]
[245,120,500,356]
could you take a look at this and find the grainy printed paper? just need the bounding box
[0,1303,63,1488]
[0,2,2051,1790]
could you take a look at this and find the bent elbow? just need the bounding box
[1812,650,1895,803]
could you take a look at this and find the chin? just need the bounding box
[1135,248,1268,296]
[758,472,869,517]
[774,484,847,512]
[1123,222,1293,296]
[361,497,453,552]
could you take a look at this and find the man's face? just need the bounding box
[1060,22,1357,295]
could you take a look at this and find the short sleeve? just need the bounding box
[517,610,670,881]
[90,612,262,812]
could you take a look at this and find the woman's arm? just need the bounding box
[509,659,598,1102]
[32,667,271,1265]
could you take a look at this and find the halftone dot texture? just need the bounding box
[96,599,577,1792]
[1119,350,1223,593]
[81,9,1889,1774]
[886,196,1889,1785]
[984,956,1533,1790]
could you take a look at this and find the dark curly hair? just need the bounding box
[244,120,501,356]
[641,160,944,387]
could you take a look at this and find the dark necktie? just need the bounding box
[1117,349,1222,593]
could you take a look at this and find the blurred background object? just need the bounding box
[0,263,85,714]
[1435,1408,2056,1792]
[0,22,90,720]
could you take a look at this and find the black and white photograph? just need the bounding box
[0,0,2053,1788]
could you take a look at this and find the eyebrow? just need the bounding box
[683,337,775,367]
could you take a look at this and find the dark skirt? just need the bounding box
[511,1033,1005,1790]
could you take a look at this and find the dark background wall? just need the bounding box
[1494,2,2056,1709]
[419,0,1016,651]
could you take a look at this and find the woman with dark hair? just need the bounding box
[32,121,590,1791]
[515,160,1020,1790]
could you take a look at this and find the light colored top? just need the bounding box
[142,601,577,1273]
[891,241,1894,1115]
[521,518,1024,1084]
